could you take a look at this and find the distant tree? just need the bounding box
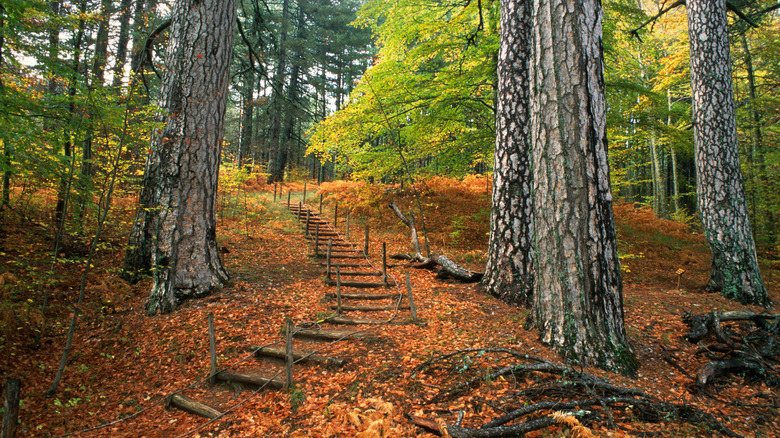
[481,0,533,306]
[528,0,636,374]
[123,0,236,314]
[686,0,768,306]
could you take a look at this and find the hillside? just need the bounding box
[1,177,778,437]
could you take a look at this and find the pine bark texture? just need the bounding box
[686,0,768,306]
[125,0,235,314]
[529,0,636,374]
[482,0,533,306]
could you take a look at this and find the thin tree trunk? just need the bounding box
[686,0,767,306]
[481,0,533,306]
[266,0,290,184]
[529,0,636,374]
[111,0,133,87]
[668,90,680,216]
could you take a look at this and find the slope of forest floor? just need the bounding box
[1,176,778,437]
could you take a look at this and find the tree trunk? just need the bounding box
[111,0,133,87]
[123,0,235,314]
[686,0,768,306]
[529,0,636,375]
[91,0,111,85]
[239,69,254,168]
[266,0,290,184]
[481,0,533,306]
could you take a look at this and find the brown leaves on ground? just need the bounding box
[0,177,778,437]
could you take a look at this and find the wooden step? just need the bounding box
[320,263,371,268]
[325,279,395,288]
[333,271,383,276]
[325,292,401,300]
[323,316,389,325]
[169,394,223,419]
[325,254,366,260]
[331,305,410,312]
[216,371,284,389]
[293,328,371,341]
[249,346,346,367]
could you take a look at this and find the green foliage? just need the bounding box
[308,0,498,181]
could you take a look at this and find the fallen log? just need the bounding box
[168,394,223,419]
[696,358,766,386]
[389,200,484,283]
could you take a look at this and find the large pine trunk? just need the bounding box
[529,0,636,375]
[124,0,235,314]
[481,0,533,306]
[686,0,768,306]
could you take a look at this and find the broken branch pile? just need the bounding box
[407,348,743,437]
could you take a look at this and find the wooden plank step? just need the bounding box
[293,328,370,341]
[325,254,366,260]
[330,305,411,312]
[325,279,395,288]
[169,394,223,419]
[323,316,388,325]
[325,292,401,300]
[250,346,345,367]
[319,263,371,268]
[216,371,284,389]
[333,271,383,276]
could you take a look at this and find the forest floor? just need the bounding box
[1,176,779,437]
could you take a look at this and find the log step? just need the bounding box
[326,292,401,300]
[293,328,371,341]
[323,316,389,325]
[326,280,395,288]
[169,394,223,419]
[334,271,383,276]
[331,305,411,312]
[321,263,371,268]
[216,371,284,389]
[249,346,346,367]
[325,254,366,260]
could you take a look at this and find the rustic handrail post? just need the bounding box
[336,266,343,315]
[334,203,339,228]
[2,379,21,438]
[297,201,302,222]
[364,224,370,256]
[303,182,307,204]
[405,272,417,321]
[382,242,388,286]
[208,313,217,386]
[305,210,311,237]
[345,212,350,240]
[314,224,320,257]
[326,238,333,279]
[285,320,294,390]
[319,193,323,215]
[273,183,277,202]
[287,191,291,207]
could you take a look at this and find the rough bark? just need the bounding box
[481,0,533,306]
[686,0,768,306]
[528,0,636,375]
[123,0,235,314]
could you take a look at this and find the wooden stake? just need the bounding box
[334,203,339,228]
[326,238,333,279]
[336,267,343,315]
[273,183,277,202]
[319,193,323,214]
[305,210,311,237]
[364,224,370,256]
[314,224,320,256]
[285,320,294,390]
[208,313,216,386]
[297,201,302,221]
[382,242,388,286]
[405,272,417,320]
[2,379,20,438]
[287,191,291,207]
[346,212,350,240]
[169,394,222,419]
[303,182,307,204]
